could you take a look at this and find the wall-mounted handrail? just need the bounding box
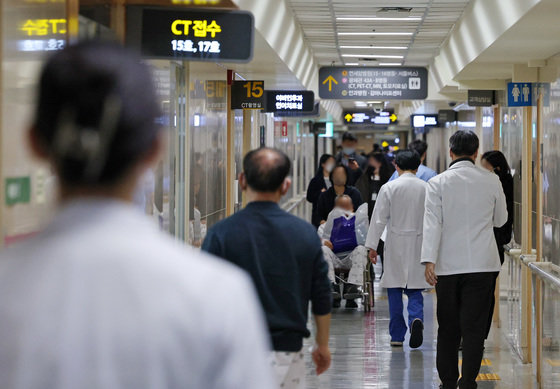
[528,262,560,290]
[281,193,306,214]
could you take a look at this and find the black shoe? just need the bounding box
[332,283,341,299]
[343,284,361,299]
[345,299,358,308]
[409,318,424,349]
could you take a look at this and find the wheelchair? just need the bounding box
[333,261,374,312]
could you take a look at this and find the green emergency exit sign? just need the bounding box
[5,177,31,205]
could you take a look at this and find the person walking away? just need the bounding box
[317,164,363,225]
[335,132,367,186]
[307,154,336,228]
[481,150,514,338]
[202,148,332,389]
[0,42,275,389]
[389,139,437,182]
[365,150,431,349]
[422,131,507,389]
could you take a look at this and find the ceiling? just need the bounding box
[286,0,472,109]
[286,0,472,68]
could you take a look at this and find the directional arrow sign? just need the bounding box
[322,75,338,92]
[390,114,397,122]
[319,66,428,100]
[344,113,353,122]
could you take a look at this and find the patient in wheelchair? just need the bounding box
[319,195,368,308]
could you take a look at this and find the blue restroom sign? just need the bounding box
[507,82,550,107]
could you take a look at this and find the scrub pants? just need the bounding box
[322,245,367,285]
[387,288,424,342]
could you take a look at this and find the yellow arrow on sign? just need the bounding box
[322,75,338,91]
[344,113,353,122]
[390,114,397,122]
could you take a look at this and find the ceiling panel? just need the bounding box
[287,0,472,67]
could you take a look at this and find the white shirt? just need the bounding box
[366,173,430,289]
[324,176,332,189]
[421,160,508,275]
[0,199,275,389]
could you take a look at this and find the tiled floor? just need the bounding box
[304,271,537,388]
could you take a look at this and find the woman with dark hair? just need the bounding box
[481,150,514,263]
[355,152,395,220]
[0,42,274,388]
[317,164,363,224]
[307,154,336,227]
[481,150,514,340]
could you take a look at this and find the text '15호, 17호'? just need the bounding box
[126,7,254,63]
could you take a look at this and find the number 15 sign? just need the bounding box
[231,80,264,110]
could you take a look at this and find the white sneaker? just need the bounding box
[390,341,403,347]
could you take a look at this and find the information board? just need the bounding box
[343,110,397,126]
[319,66,428,100]
[468,90,495,107]
[231,80,265,110]
[127,7,254,62]
[265,90,314,113]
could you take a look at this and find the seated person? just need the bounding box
[320,195,368,309]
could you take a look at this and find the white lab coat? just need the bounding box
[0,199,275,389]
[421,160,508,275]
[366,173,431,289]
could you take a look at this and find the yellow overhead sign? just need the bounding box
[171,0,222,4]
[322,75,338,92]
[171,20,222,37]
[20,19,66,36]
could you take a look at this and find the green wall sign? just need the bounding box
[5,177,31,206]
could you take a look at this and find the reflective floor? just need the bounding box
[304,267,537,388]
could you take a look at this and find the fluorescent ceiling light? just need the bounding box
[367,101,382,104]
[338,32,413,36]
[342,54,404,59]
[354,102,368,107]
[340,45,407,50]
[337,17,421,21]
[344,63,359,66]
[379,62,402,66]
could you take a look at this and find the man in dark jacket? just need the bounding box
[335,132,367,186]
[202,148,332,389]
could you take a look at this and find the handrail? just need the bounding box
[282,194,306,214]
[528,262,560,290]
[504,243,520,254]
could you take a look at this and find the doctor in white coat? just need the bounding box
[421,130,507,389]
[366,150,431,349]
[0,42,275,389]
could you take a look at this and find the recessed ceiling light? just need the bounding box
[379,62,403,66]
[340,45,407,50]
[337,17,421,21]
[338,32,413,36]
[344,63,360,66]
[354,101,368,107]
[367,101,382,104]
[342,54,404,59]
